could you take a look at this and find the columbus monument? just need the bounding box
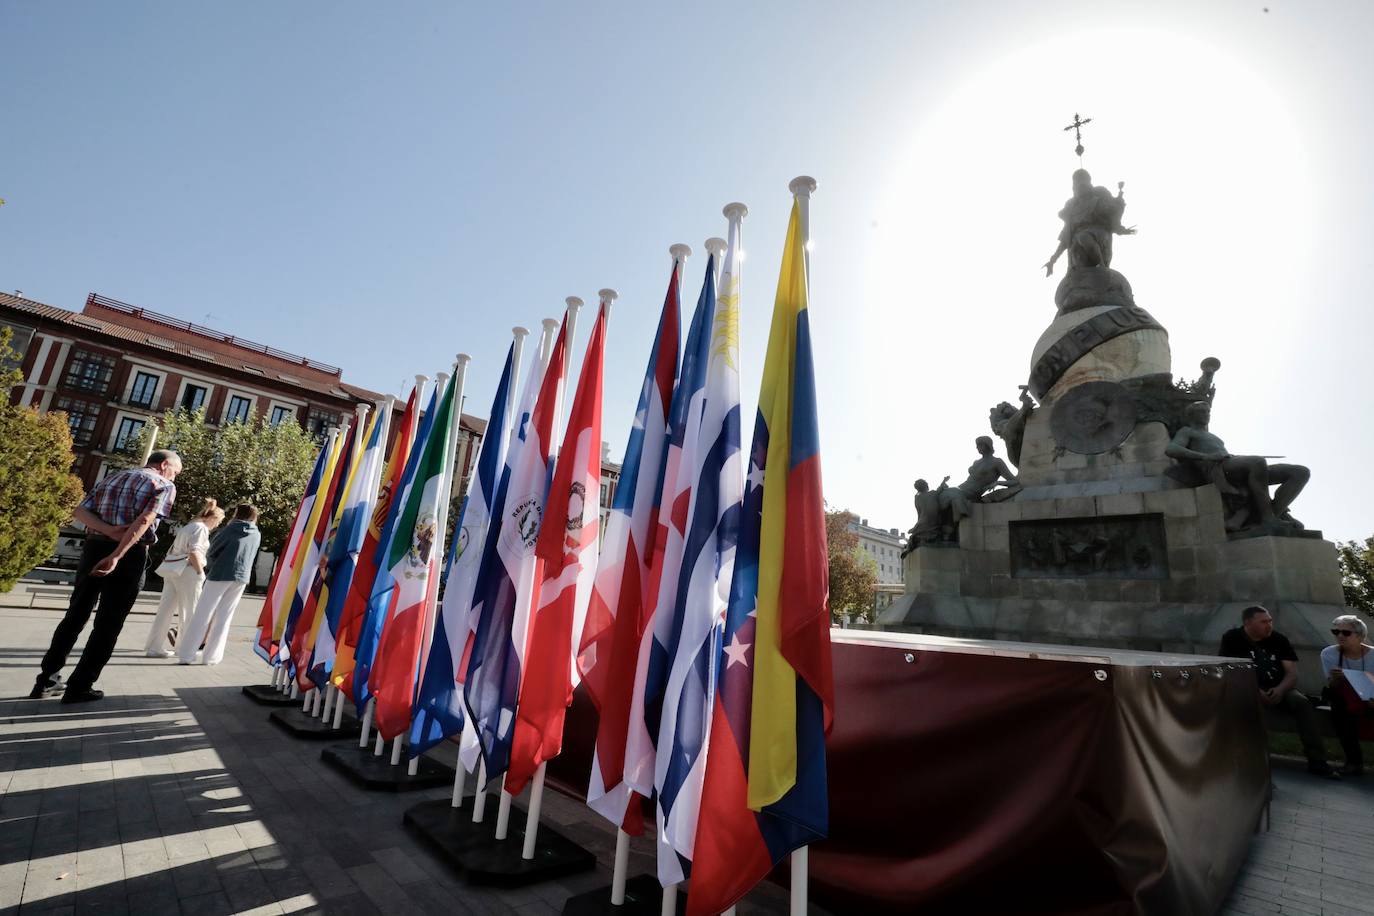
[882,117,1348,690]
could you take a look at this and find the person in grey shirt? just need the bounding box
[177,504,261,665]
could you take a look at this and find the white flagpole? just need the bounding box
[519,288,612,862]
[350,393,395,730]
[320,684,334,721]
[388,367,449,768]
[613,248,690,909]
[361,376,423,751]
[374,731,385,756]
[786,174,818,916]
[358,698,374,748]
[408,355,469,781]
[472,758,489,822]
[494,317,558,843]
[322,405,367,724]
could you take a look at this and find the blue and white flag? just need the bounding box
[409,344,515,756]
[622,255,716,814]
[464,319,567,784]
[652,218,744,886]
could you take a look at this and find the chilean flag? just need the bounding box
[688,199,834,916]
[506,303,607,795]
[579,263,680,832]
[465,315,568,785]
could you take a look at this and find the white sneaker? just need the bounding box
[145,650,174,658]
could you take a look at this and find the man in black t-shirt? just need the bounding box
[1219,605,1337,778]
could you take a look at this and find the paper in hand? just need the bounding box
[1341,668,1374,702]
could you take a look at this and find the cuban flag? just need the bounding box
[506,303,607,796]
[310,407,388,684]
[622,256,716,819]
[352,381,440,710]
[688,198,834,916]
[579,263,681,832]
[464,317,568,784]
[370,370,461,741]
[408,344,515,756]
[256,437,333,664]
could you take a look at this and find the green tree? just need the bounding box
[118,408,320,562]
[826,509,879,623]
[0,329,83,589]
[1336,536,1374,616]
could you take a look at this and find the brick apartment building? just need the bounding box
[1,290,486,491]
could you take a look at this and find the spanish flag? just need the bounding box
[689,196,833,916]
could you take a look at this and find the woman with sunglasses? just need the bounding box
[1321,614,1374,776]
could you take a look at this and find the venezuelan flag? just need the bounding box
[689,196,834,916]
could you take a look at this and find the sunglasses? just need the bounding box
[1331,629,1356,637]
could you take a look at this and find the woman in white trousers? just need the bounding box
[178,504,261,666]
[144,499,223,657]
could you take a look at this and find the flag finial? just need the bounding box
[789,175,817,198]
[704,237,727,259]
[669,243,692,265]
[723,202,749,222]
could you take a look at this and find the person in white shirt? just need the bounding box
[1320,614,1374,777]
[144,499,224,658]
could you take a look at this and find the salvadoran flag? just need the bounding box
[370,370,460,741]
[622,256,716,818]
[310,406,388,684]
[409,344,515,756]
[652,215,744,887]
[256,437,332,663]
[465,316,567,785]
[333,387,421,699]
[579,262,681,832]
[506,303,607,796]
[688,198,834,916]
[353,381,440,709]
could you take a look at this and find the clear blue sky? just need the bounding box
[4,1,1373,541]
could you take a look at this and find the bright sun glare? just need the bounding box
[851,27,1313,529]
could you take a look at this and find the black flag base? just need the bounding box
[241,684,299,706]
[321,743,455,792]
[267,707,361,740]
[562,875,686,915]
[404,798,596,887]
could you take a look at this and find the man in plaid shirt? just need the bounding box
[32,449,182,703]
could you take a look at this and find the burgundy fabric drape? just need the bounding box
[545,635,1268,915]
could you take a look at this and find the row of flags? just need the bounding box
[252,189,832,915]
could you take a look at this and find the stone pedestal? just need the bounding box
[884,305,1350,692]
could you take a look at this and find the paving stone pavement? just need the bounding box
[3,591,1370,914]
[0,597,809,915]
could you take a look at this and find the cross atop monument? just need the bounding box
[1062,112,1093,162]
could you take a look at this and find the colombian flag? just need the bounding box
[689,197,834,916]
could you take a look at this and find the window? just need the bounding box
[181,384,207,412]
[306,407,340,439]
[54,397,100,447]
[270,405,295,426]
[113,417,146,453]
[129,371,159,408]
[225,395,253,425]
[62,349,116,394]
